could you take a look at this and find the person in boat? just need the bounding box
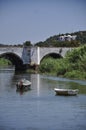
[19,80,23,89]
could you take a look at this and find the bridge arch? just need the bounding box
[0,52,23,70]
[40,52,63,64]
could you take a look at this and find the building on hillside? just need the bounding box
[58,35,77,41]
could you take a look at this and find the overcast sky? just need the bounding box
[0,0,86,44]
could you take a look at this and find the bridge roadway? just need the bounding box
[0,46,72,70]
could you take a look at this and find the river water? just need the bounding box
[0,68,86,130]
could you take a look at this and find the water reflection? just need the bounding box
[0,69,86,96]
[0,70,14,93]
[41,75,86,95]
[0,68,86,130]
[16,87,31,95]
[37,74,40,97]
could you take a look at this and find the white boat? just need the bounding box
[16,79,31,91]
[54,88,79,96]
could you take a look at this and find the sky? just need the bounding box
[0,0,86,45]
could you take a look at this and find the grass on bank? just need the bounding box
[0,58,12,66]
[39,45,86,80]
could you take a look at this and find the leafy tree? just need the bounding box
[23,41,32,47]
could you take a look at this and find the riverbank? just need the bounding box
[39,45,86,80]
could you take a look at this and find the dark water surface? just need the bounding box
[0,68,86,130]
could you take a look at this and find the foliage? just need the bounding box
[75,31,86,44]
[57,45,86,79]
[35,30,86,47]
[66,45,86,63]
[64,70,86,79]
[39,45,86,80]
[0,58,12,66]
[39,57,58,73]
[56,59,70,75]
[23,41,32,47]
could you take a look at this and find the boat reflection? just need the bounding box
[16,87,31,95]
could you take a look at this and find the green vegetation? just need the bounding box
[39,45,86,80]
[23,41,33,47]
[35,31,86,47]
[0,58,12,66]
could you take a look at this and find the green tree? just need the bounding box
[23,41,32,46]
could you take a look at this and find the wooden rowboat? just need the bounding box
[54,88,79,96]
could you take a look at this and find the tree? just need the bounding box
[23,41,32,47]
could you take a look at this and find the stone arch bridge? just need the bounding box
[0,46,72,70]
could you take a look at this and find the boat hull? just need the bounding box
[54,88,79,96]
[16,84,31,91]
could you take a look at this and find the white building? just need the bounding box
[59,35,77,41]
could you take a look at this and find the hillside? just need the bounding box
[35,30,86,47]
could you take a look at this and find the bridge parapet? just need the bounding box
[0,46,73,67]
[0,47,23,58]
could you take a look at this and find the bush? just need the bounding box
[56,59,67,75]
[64,70,86,80]
[39,45,86,79]
[0,58,11,66]
[39,57,59,74]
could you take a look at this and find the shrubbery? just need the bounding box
[0,58,12,66]
[39,45,86,79]
[39,58,58,73]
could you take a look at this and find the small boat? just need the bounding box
[54,88,79,96]
[16,79,31,91]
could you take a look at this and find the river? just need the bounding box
[0,68,86,130]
